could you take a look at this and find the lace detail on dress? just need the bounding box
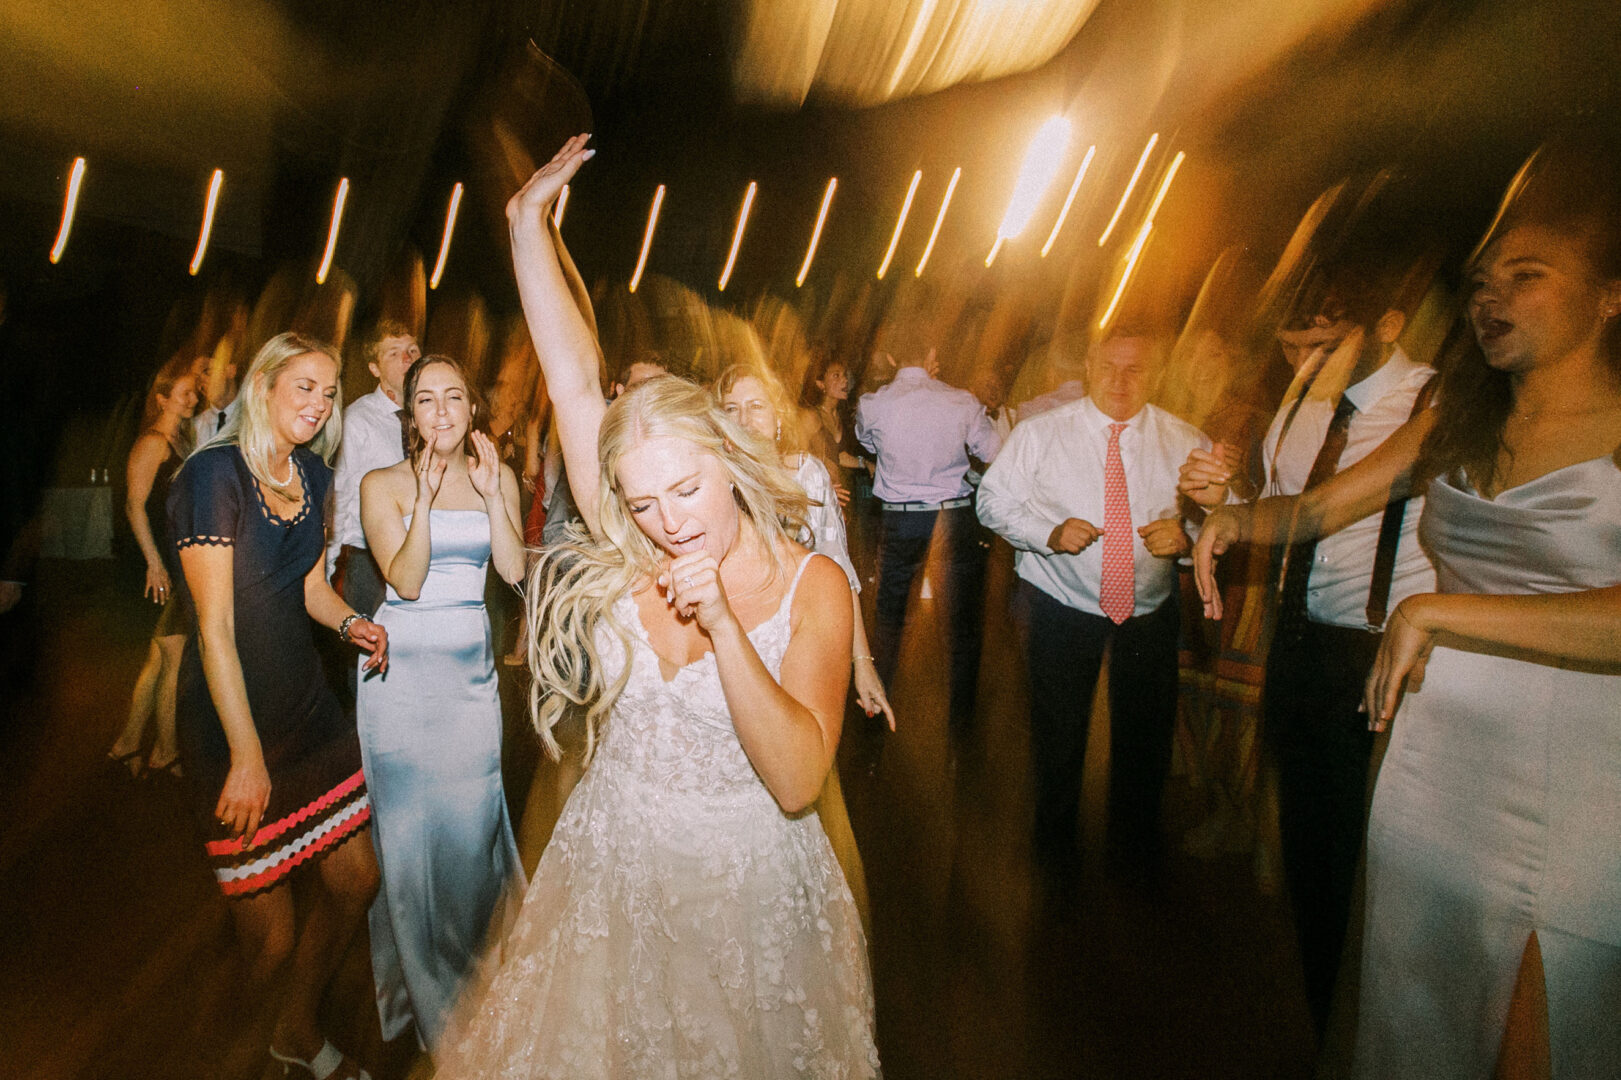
[435,552,880,1079]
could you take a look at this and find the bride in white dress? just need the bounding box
[434,135,880,1078]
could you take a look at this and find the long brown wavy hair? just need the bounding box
[1414,141,1621,489]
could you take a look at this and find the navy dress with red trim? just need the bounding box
[169,444,371,898]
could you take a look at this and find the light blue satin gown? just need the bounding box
[356,509,525,1052]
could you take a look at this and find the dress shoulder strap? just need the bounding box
[780,551,824,615]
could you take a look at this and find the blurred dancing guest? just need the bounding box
[1181,256,1436,1035]
[327,321,420,623]
[856,329,1001,734]
[108,362,198,777]
[169,332,388,1079]
[979,330,1207,879]
[436,137,879,1078]
[718,360,891,933]
[1196,144,1621,1077]
[356,354,526,1053]
[800,348,861,490]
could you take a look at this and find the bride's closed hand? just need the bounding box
[660,553,731,633]
[506,134,595,227]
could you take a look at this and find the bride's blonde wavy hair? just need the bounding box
[526,374,812,763]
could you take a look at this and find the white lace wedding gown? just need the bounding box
[435,553,881,1078]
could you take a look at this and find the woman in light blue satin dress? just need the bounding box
[1196,143,1621,1077]
[357,354,527,1052]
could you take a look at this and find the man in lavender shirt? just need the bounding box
[856,340,1002,735]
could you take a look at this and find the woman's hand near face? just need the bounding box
[415,443,448,508]
[659,552,736,634]
[468,430,504,502]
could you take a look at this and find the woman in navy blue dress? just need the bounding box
[170,332,389,1080]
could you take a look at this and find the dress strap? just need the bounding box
[781,551,824,616]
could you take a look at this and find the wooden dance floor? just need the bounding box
[0,545,1316,1078]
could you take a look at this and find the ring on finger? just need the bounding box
[683,576,693,589]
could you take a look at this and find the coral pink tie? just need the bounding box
[1100,422,1135,624]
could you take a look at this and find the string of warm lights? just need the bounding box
[315,177,350,286]
[38,136,1188,300]
[628,184,666,294]
[718,181,758,292]
[49,157,86,265]
[876,170,922,280]
[429,182,464,291]
[189,169,224,277]
[915,167,961,278]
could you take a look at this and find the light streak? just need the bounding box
[1098,132,1158,246]
[316,177,350,285]
[189,168,224,276]
[797,178,837,288]
[1142,150,1186,226]
[554,183,570,228]
[877,170,922,280]
[997,115,1071,242]
[49,157,87,264]
[628,184,665,293]
[1099,220,1154,330]
[984,235,1005,267]
[718,181,757,292]
[914,167,961,278]
[428,182,464,291]
[1040,145,1095,257]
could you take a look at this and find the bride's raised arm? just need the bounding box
[506,134,607,534]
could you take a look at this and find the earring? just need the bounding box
[775,419,782,442]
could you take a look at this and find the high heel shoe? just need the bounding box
[268,1039,372,1080]
[141,754,184,781]
[106,748,145,779]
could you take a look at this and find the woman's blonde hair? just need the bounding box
[525,374,810,763]
[191,331,344,499]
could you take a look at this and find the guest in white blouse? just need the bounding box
[978,330,1211,885]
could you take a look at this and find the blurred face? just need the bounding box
[411,361,473,456]
[1187,330,1236,404]
[160,374,200,419]
[1086,336,1160,422]
[622,361,668,393]
[818,363,850,401]
[370,335,421,400]
[1275,316,1355,372]
[616,435,739,560]
[266,352,338,448]
[720,375,779,442]
[1468,223,1621,374]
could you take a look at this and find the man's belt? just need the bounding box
[880,497,973,512]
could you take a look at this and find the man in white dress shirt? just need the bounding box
[979,331,1210,883]
[327,320,420,621]
[1183,260,1436,1036]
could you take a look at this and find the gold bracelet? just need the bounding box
[853,654,875,662]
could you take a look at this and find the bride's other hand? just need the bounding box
[506,135,594,227]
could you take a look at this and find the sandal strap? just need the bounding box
[269,1040,369,1080]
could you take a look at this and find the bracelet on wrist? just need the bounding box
[338,612,369,642]
[853,654,875,662]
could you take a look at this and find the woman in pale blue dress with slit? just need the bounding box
[357,354,527,1052]
[1196,142,1621,1077]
